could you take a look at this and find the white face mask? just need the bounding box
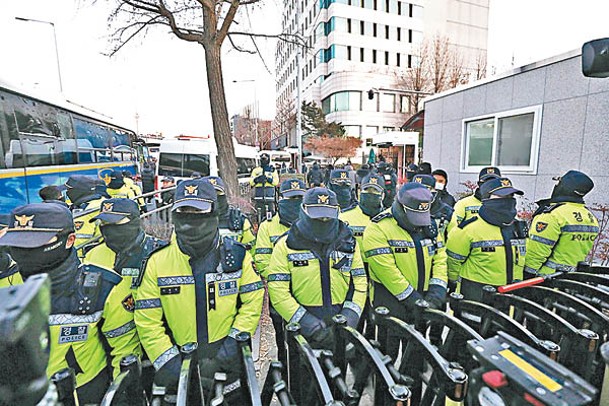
[435,182,445,191]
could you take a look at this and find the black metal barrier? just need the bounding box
[101,355,146,405]
[373,306,467,405]
[261,361,295,406]
[236,331,263,406]
[467,332,597,406]
[50,368,78,406]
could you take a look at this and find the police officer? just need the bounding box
[432,169,456,208]
[447,167,501,234]
[306,162,325,187]
[267,187,367,349]
[65,175,109,257]
[135,180,263,398]
[255,178,307,368]
[250,153,279,219]
[202,176,256,251]
[0,215,22,288]
[328,169,357,211]
[106,171,140,207]
[378,162,398,208]
[411,174,454,241]
[122,170,146,210]
[0,203,140,403]
[363,183,447,357]
[525,170,599,276]
[446,177,527,301]
[83,198,167,291]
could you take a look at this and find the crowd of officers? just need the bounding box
[0,158,601,404]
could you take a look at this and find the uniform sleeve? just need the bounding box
[232,252,264,336]
[102,280,142,378]
[430,239,449,286]
[134,255,179,371]
[250,168,261,186]
[446,199,466,236]
[240,218,257,256]
[254,222,273,278]
[267,239,305,323]
[363,222,413,301]
[445,226,471,282]
[344,242,368,317]
[525,213,561,274]
[271,169,279,187]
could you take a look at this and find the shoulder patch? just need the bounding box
[122,294,135,312]
[371,212,393,223]
[458,216,478,229]
[221,236,247,272]
[81,264,122,286]
[543,203,564,213]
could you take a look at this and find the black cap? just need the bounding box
[479,167,501,181]
[0,203,74,248]
[330,169,351,185]
[418,162,432,174]
[361,174,385,193]
[302,187,339,219]
[432,169,448,182]
[406,163,419,181]
[90,198,140,224]
[110,170,123,180]
[280,179,307,198]
[161,176,175,183]
[65,175,98,192]
[555,170,594,197]
[172,179,217,213]
[480,177,524,199]
[202,176,226,195]
[397,183,433,226]
[411,174,436,190]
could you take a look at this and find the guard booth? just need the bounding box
[370,131,419,183]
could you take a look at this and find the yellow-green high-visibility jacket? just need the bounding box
[339,205,372,262]
[447,193,481,235]
[134,237,263,371]
[47,261,141,388]
[249,166,279,188]
[107,184,137,200]
[84,234,167,291]
[124,178,145,209]
[363,211,448,302]
[266,223,367,324]
[72,197,106,257]
[525,202,599,275]
[219,214,257,256]
[446,217,526,285]
[0,259,23,288]
[255,215,289,278]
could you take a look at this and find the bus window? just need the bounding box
[74,117,112,163]
[183,154,210,177]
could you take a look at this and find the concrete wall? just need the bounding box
[423,53,609,206]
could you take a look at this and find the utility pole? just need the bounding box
[295,0,303,173]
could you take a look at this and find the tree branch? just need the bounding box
[227,34,256,54]
[157,0,204,43]
[216,0,239,46]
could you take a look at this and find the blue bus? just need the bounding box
[0,79,141,214]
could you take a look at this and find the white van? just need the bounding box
[156,137,258,190]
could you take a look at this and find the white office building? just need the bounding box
[273,0,490,161]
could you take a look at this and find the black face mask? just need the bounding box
[278,198,302,226]
[479,197,517,227]
[550,182,584,203]
[108,178,125,189]
[216,195,229,217]
[330,184,352,209]
[391,201,417,232]
[261,158,270,168]
[296,209,339,244]
[173,212,219,258]
[101,220,143,253]
[10,232,72,278]
[359,192,383,217]
[0,249,12,271]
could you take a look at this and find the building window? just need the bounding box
[384,51,389,65]
[380,93,395,112]
[462,106,542,173]
[408,54,412,68]
[385,25,389,39]
[373,23,377,37]
[344,125,361,137]
[408,29,412,43]
[321,91,363,114]
[347,18,352,33]
[360,21,365,35]
[383,126,395,132]
[360,47,365,62]
[347,46,352,60]
[396,53,401,67]
[400,95,410,113]
[397,27,401,41]
[364,126,379,137]
[365,138,373,146]
[372,49,377,63]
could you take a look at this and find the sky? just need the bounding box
[1,0,609,138]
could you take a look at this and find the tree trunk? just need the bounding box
[204,43,238,198]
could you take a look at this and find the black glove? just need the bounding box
[339,307,360,329]
[447,280,458,294]
[299,312,326,338]
[523,270,538,280]
[424,284,447,310]
[310,326,335,349]
[403,289,424,309]
[254,174,267,184]
[154,353,181,390]
[266,176,274,184]
[216,336,240,362]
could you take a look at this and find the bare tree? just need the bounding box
[395,40,430,114]
[474,50,488,81]
[97,0,304,197]
[447,50,468,89]
[429,34,452,93]
[272,97,296,147]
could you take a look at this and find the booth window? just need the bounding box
[462,105,542,174]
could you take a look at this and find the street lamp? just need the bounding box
[15,17,63,94]
[232,79,258,147]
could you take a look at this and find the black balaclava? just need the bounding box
[391,201,417,232]
[0,248,12,271]
[551,181,585,204]
[10,231,73,279]
[329,183,352,209]
[479,197,517,227]
[278,197,303,226]
[100,218,144,254]
[359,192,383,217]
[108,173,125,190]
[216,194,229,218]
[260,155,271,169]
[173,212,219,258]
[295,208,338,244]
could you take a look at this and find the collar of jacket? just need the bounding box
[286,219,354,253]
